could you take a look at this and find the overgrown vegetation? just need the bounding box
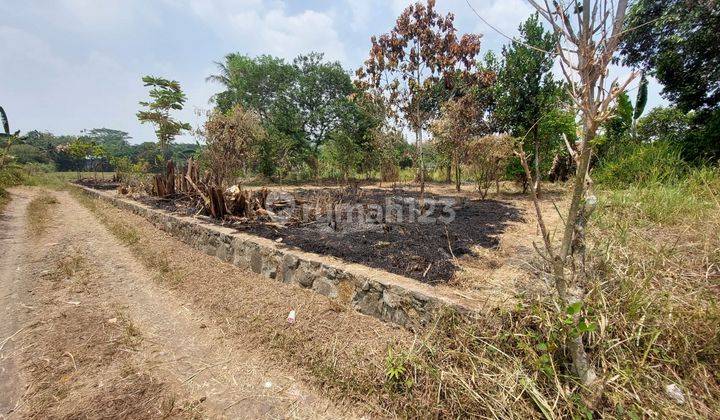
[0,164,68,210]
[375,166,720,418]
[74,166,720,417]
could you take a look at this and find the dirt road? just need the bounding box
[0,187,357,419]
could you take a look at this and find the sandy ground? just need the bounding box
[0,187,360,419]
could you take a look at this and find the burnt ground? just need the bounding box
[133,186,524,284]
[75,178,121,190]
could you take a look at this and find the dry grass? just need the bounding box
[71,171,720,418]
[26,194,59,236]
[72,187,406,414]
[18,244,197,419]
[72,187,563,417]
[581,173,720,417]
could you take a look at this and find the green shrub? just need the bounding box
[597,166,720,225]
[594,141,686,187]
[0,164,27,209]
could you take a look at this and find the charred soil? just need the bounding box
[133,186,523,283]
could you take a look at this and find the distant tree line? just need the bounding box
[1,128,199,173]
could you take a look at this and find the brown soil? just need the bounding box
[0,187,382,418]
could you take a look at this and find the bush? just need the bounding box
[203,105,265,185]
[594,141,686,187]
[0,164,28,208]
[0,164,67,207]
[466,134,515,198]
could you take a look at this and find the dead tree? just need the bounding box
[520,0,636,386]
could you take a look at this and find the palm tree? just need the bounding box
[206,53,245,113]
[0,105,20,168]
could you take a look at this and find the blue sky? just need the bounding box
[0,0,667,144]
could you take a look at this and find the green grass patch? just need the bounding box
[594,141,687,188]
[586,166,720,417]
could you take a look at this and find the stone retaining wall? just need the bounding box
[78,186,481,329]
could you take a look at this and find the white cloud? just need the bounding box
[0,24,150,139]
[232,9,346,61]
[345,1,373,30]
[184,0,347,62]
[0,26,64,68]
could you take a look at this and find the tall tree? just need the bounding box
[621,0,720,112]
[431,95,483,192]
[494,13,558,196]
[137,76,191,153]
[636,106,691,145]
[207,53,355,177]
[208,54,297,118]
[81,128,132,158]
[358,0,481,205]
[294,53,355,154]
[622,1,720,162]
[429,54,498,187]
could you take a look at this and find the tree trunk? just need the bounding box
[445,163,452,183]
[416,125,425,213]
[533,125,541,198]
[454,157,461,192]
[415,70,425,213]
[559,126,597,386]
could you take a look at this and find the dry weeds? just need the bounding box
[25,193,59,236]
[72,178,720,418]
[17,244,197,419]
[73,188,408,414]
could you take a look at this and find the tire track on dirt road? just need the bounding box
[0,188,35,418]
[1,187,356,419]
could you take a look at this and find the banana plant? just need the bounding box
[0,105,9,136]
[0,105,21,168]
[0,105,19,138]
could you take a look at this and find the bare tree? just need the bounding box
[466,134,514,199]
[520,0,636,386]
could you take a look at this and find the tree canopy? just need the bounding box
[494,13,561,192]
[208,52,360,177]
[621,0,720,111]
[137,76,191,151]
[358,0,482,199]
